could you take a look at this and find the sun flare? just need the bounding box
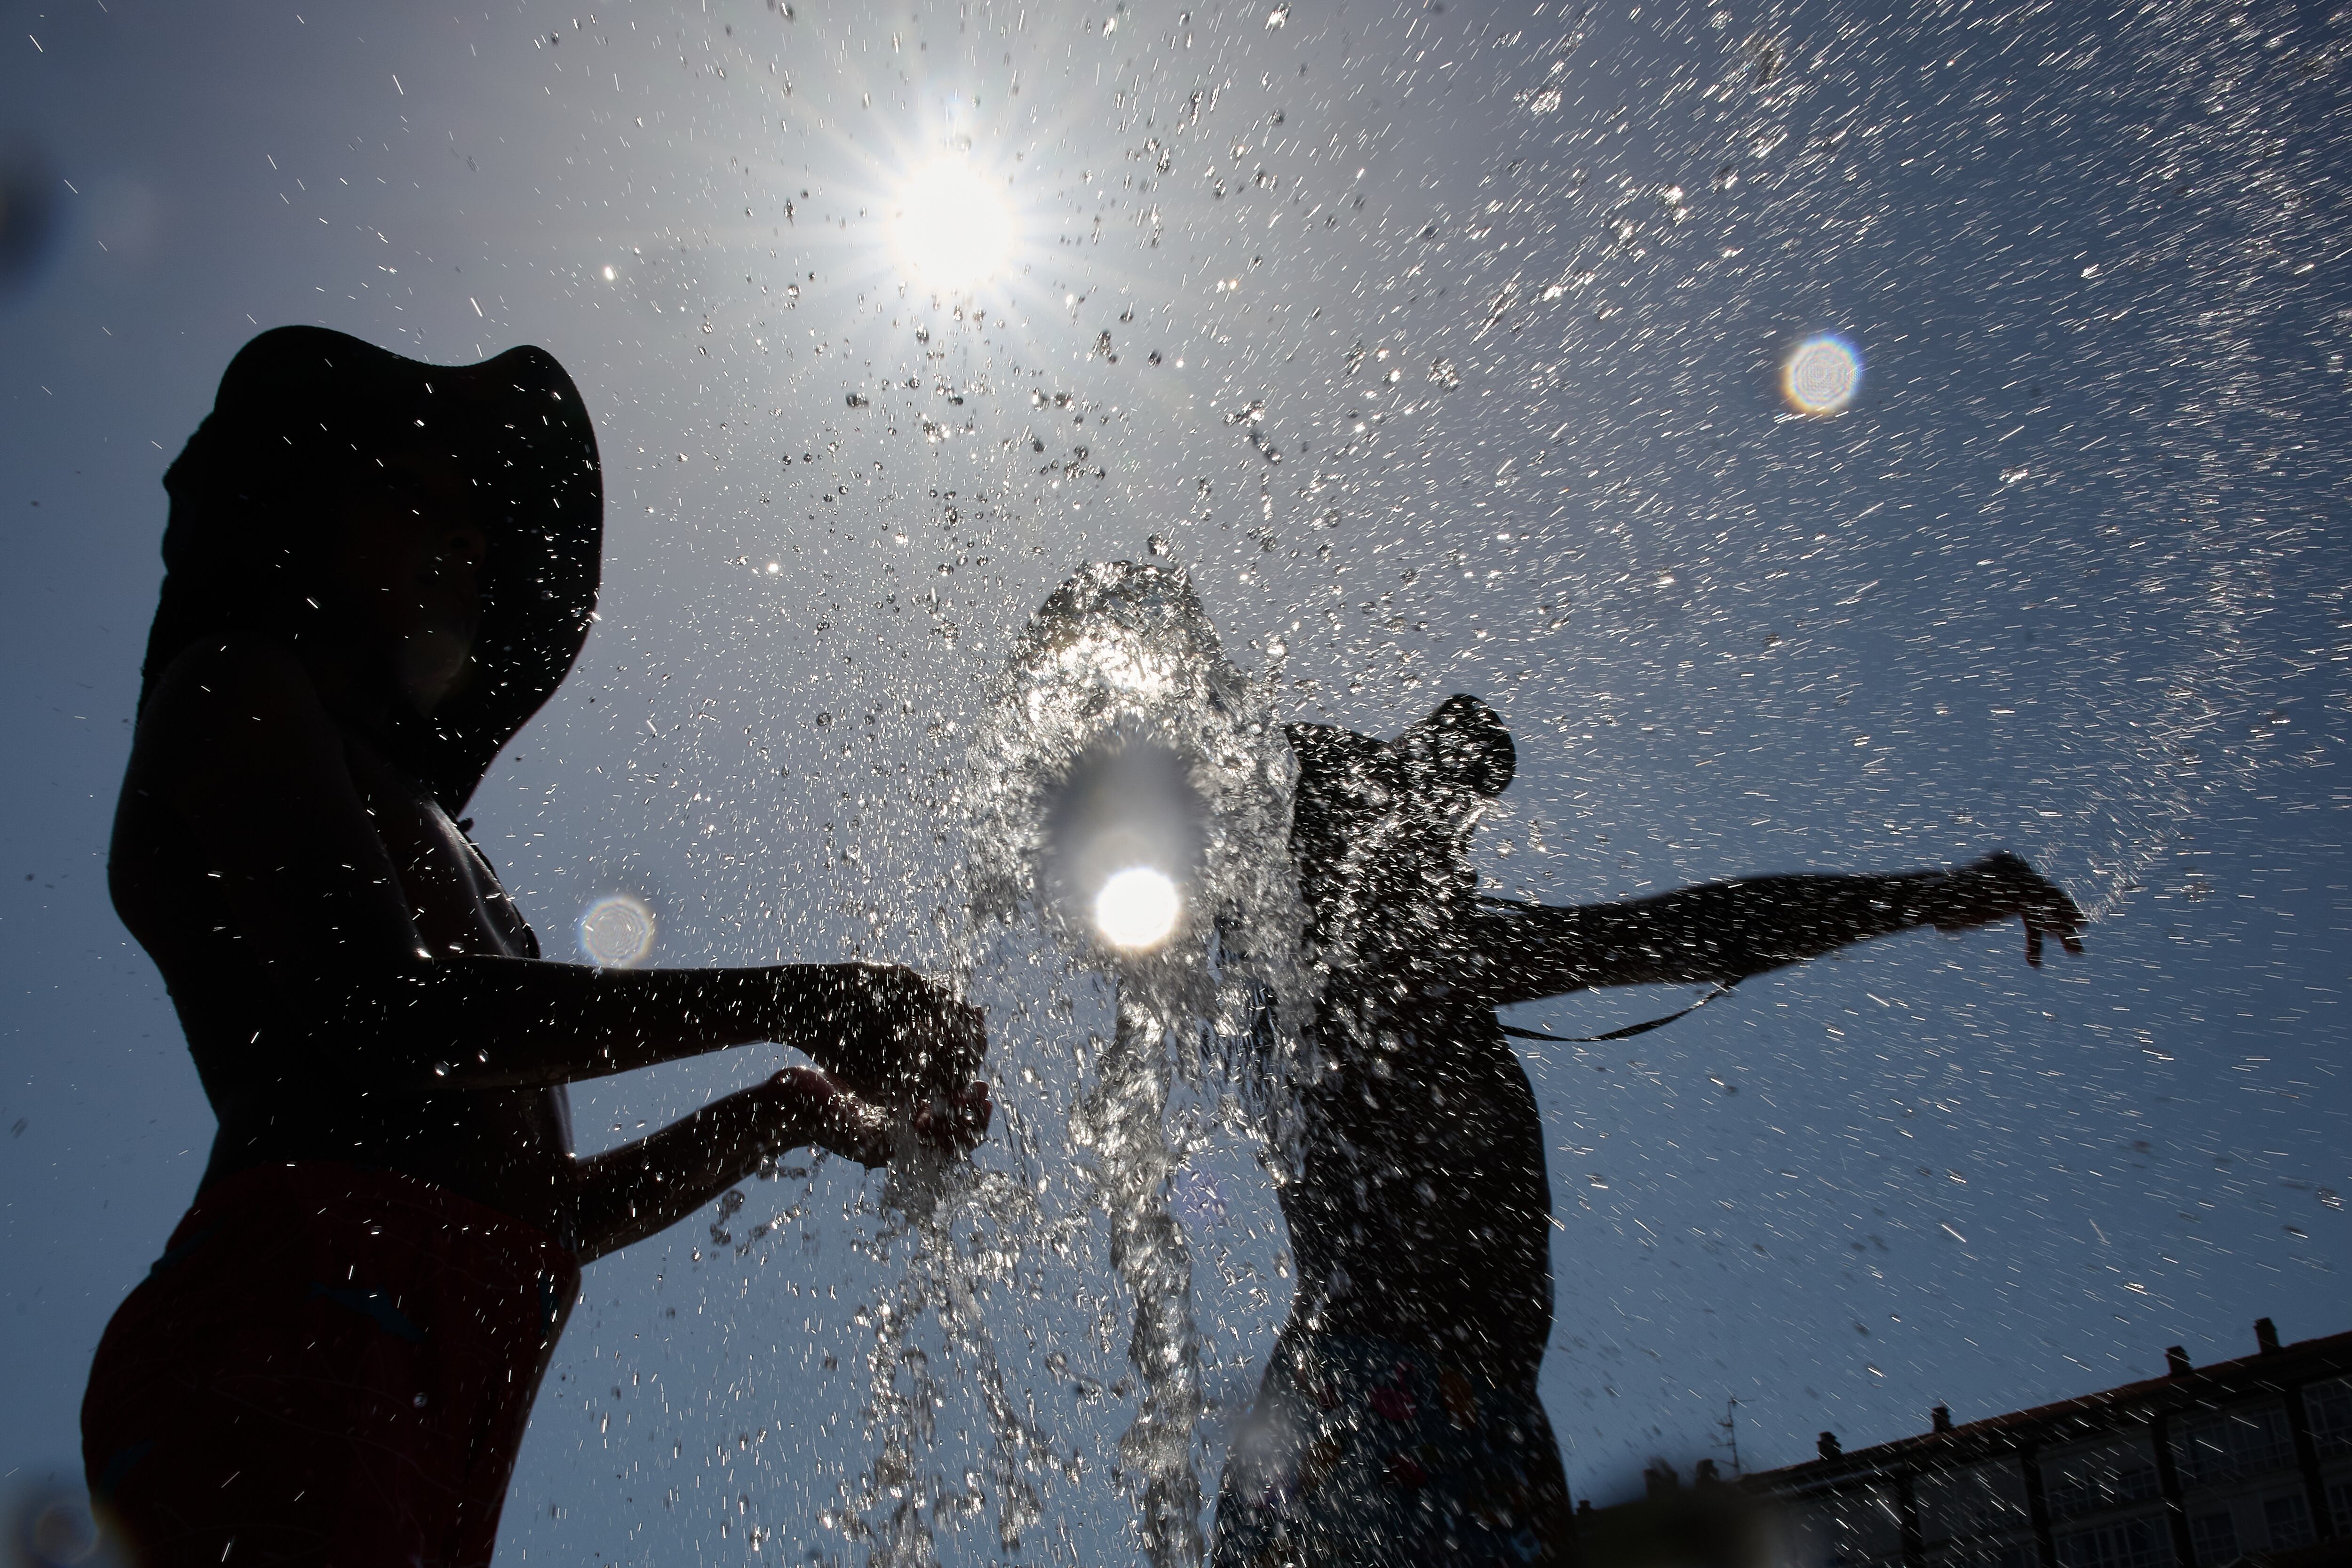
[890,155,1014,294]
[1093,866,1181,952]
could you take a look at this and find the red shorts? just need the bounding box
[81,1162,579,1568]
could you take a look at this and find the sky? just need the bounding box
[2,0,2350,1562]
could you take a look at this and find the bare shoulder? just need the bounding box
[133,640,342,780]
[122,640,373,865]
[141,638,326,731]
[115,637,429,969]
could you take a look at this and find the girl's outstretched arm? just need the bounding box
[1475,851,2083,1006]
[119,640,984,1100]
[570,1070,992,1265]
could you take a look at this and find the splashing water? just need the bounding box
[835,560,1312,1567]
[844,1152,1049,1567]
[964,558,1315,1135]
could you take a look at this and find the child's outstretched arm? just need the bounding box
[569,1071,992,1264]
[1474,851,2084,1006]
[120,639,985,1101]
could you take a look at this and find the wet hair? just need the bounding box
[1285,694,1516,945]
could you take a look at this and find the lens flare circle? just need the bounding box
[890,156,1013,294]
[27,1497,100,1566]
[1784,334,1862,414]
[578,893,655,968]
[1093,866,1181,952]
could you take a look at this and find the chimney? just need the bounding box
[1818,1431,1843,1461]
[1932,1406,1953,1434]
[1645,1462,1681,1498]
[1695,1459,1722,1486]
[2255,1318,2281,1355]
[2165,1346,2193,1378]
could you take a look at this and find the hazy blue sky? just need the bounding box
[3,0,2348,1561]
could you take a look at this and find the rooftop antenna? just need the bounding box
[1715,1395,1744,1476]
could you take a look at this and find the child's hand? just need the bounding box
[911,1081,993,1160]
[1932,851,2086,967]
[794,964,988,1105]
[769,1067,992,1168]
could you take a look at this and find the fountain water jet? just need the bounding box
[961,559,1315,1566]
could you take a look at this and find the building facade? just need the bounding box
[1744,1323,2352,1568]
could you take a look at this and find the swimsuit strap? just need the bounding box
[1497,981,1738,1044]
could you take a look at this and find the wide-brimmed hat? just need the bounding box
[144,326,602,812]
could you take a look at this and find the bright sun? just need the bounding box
[1093,866,1181,952]
[890,156,1013,294]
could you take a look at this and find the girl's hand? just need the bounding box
[769,1067,992,1168]
[1932,851,2087,967]
[789,965,988,1106]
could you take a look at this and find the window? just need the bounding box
[2173,1404,2298,1487]
[1956,1545,2031,1568]
[2187,1509,2238,1567]
[1918,1461,2029,1543]
[1789,1494,1902,1568]
[2305,1377,2352,1460]
[2043,1451,2161,1522]
[2331,1479,2352,1539]
[2261,1494,2312,1552]
[2055,1517,2165,1568]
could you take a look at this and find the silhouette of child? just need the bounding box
[1210,694,2082,1567]
[85,327,989,1567]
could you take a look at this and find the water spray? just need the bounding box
[963,559,1314,1567]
